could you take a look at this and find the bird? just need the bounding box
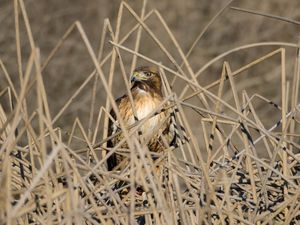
[106,66,178,171]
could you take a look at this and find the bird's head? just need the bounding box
[130,66,162,93]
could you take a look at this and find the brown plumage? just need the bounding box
[107,66,175,171]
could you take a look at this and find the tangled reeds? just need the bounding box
[0,0,299,224]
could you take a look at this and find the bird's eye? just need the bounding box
[144,72,152,77]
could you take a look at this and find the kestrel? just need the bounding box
[106,66,177,171]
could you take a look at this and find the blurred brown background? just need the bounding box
[1,0,300,136]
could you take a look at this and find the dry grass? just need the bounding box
[0,0,300,224]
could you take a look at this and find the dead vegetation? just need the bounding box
[0,0,300,224]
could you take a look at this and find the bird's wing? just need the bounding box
[106,94,127,171]
[168,106,189,148]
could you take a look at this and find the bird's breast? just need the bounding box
[121,90,165,135]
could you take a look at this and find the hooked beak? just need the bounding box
[130,75,138,83]
[130,71,142,83]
